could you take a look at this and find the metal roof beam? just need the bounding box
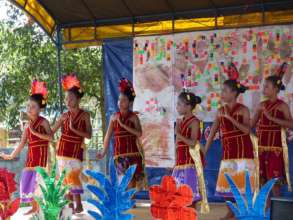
[59,1,293,29]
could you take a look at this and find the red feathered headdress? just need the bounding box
[119,78,136,101]
[30,80,48,99]
[276,62,288,79]
[62,74,81,91]
[119,78,135,94]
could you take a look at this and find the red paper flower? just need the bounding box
[0,198,20,219]
[0,169,19,219]
[0,169,17,201]
[149,176,197,220]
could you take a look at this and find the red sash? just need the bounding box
[219,103,254,160]
[57,109,86,161]
[113,111,140,157]
[176,115,203,166]
[25,116,49,167]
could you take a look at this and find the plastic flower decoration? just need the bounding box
[85,157,137,220]
[225,170,277,220]
[0,168,20,220]
[149,176,197,220]
[62,74,81,91]
[35,162,69,220]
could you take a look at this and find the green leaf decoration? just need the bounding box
[35,161,69,220]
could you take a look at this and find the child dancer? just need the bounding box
[172,91,209,212]
[1,80,52,215]
[53,74,92,214]
[205,65,256,220]
[251,62,293,197]
[97,78,145,190]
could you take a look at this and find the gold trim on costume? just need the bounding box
[281,128,292,191]
[114,152,141,158]
[250,134,260,194]
[189,142,210,214]
[173,163,195,169]
[136,138,149,190]
[258,146,283,152]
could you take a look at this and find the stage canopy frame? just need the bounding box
[7,0,293,111]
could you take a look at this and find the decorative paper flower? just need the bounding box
[62,73,81,90]
[30,80,48,99]
[0,198,20,219]
[225,170,276,220]
[149,176,197,220]
[85,157,137,220]
[0,168,17,201]
[0,168,20,219]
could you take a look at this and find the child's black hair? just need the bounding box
[29,94,46,108]
[178,92,201,110]
[121,89,135,102]
[265,75,285,92]
[67,86,84,99]
[223,79,248,97]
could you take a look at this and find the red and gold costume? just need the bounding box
[21,80,49,203]
[175,115,204,167]
[57,74,87,194]
[172,115,204,202]
[25,116,49,168]
[57,109,86,161]
[57,109,87,195]
[216,103,256,197]
[257,99,286,183]
[113,111,144,182]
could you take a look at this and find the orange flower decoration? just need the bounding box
[30,80,48,99]
[149,176,197,220]
[62,74,81,91]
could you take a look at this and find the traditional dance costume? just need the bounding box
[257,99,290,186]
[57,109,87,195]
[20,116,48,203]
[216,103,256,197]
[172,115,204,201]
[113,111,145,185]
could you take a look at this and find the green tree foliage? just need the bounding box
[0,4,103,128]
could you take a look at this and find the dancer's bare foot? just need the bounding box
[24,201,39,215]
[75,205,84,214]
[220,214,235,220]
[220,210,234,220]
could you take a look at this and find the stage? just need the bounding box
[11,202,226,220]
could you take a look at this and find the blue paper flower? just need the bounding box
[85,157,137,220]
[224,170,277,220]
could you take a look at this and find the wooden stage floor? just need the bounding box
[12,202,226,220]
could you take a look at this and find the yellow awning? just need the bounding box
[10,0,293,49]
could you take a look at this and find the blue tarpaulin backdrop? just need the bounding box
[103,38,293,201]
